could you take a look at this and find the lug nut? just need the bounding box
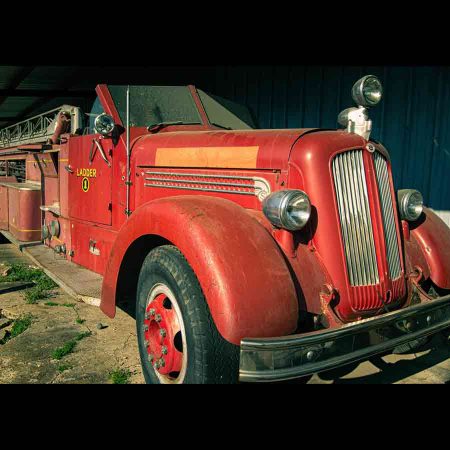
[155,314,162,322]
[149,308,156,316]
[148,354,154,362]
[161,346,168,355]
[159,358,165,367]
[426,315,432,324]
[160,329,167,337]
[143,325,149,332]
[154,360,160,369]
[306,350,316,361]
[144,339,149,347]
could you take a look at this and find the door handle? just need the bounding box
[65,165,74,173]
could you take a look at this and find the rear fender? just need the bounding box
[101,196,299,344]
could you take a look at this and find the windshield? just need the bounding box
[197,89,256,130]
[108,85,203,127]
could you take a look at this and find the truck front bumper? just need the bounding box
[239,294,450,382]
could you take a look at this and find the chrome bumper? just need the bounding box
[239,294,450,382]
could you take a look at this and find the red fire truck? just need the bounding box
[0,75,449,383]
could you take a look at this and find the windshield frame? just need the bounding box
[95,84,208,129]
[94,84,254,132]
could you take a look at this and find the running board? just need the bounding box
[22,244,102,307]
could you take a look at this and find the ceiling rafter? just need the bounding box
[3,67,92,127]
[0,89,93,97]
[0,65,35,107]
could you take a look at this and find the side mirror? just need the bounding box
[94,113,116,137]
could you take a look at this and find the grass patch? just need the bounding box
[51,331,92,360]
[1,263,57,304]
[75,318,85,325]
[0,314,33,344]
[52,340,77,360]
[110,368,131,384]
[75,331,91,341]
[62,303,76,308]
[44,301,59,307]
[57,363,73,373]
[1,263,56,289]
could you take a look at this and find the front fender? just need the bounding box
[411,207,450,289]
[101,196,299,345]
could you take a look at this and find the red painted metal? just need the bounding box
[144,294,183,377]
[0,185,9,230]
[95,85,123,127]
[68,135,113,226]
[6,184,41,242]
[411,207,450,289]
[289,131,406,321]
[101,196,299,345]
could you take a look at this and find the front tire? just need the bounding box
[136,245,239,384]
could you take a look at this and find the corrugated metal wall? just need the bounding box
[182,65,450,215]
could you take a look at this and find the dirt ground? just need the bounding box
[1,241,449,384]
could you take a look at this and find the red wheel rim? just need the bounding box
[143,284,186,383]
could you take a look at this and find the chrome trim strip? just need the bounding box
[143,171,271,201]
[332,150,379,286]
[145,177,253,188]
[144,183,255,195]
[374,152,402,280]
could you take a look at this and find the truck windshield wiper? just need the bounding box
[147,121,197,132]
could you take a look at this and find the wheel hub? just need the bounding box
[143,292,183,378]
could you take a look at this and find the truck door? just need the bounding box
[68,134,113,225]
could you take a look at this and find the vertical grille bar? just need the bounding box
[332,150,379,286]
[373,152,402,280]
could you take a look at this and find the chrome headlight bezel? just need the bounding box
[262,190,311,231]
[94,113,116,136]
[351,75,383,108]
[397,189,424,222]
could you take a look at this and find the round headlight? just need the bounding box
[94,113,116,136]
[351,75,383,107]
[397,189,424,221]
[262,190,311,231]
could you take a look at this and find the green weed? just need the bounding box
[51,331,91,360]
[57,363,73,373]
[1,263,57,303]
[110,368,131,384]
[0,314,33,344]
[51,341,77,360]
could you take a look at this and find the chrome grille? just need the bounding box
[332,150,379,286]
[373,152,402,280]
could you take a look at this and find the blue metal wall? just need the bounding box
[190,66,450,211]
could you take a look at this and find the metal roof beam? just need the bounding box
[0,66,35,107]
[0,89,94,98]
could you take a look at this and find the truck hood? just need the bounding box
[132,128,319,171]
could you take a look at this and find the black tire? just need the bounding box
[136,245,239,384]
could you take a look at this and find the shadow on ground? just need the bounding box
[311,333,450,384]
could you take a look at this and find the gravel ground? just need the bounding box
[1,241,449,384]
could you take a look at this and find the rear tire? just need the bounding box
[136,245,239,384]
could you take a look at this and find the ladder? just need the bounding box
[0,105,82,148]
